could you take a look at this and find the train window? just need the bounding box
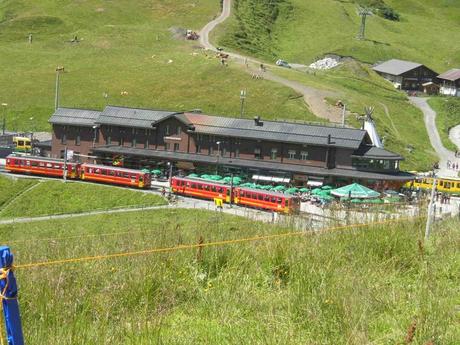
[139,176,143,182]
[198,184,202,190]
[218,187,223,193]
[226,189,230,196]
[211,186,216,192]
[445,182,450,188]
[265,195,270,201]
[258,194,263,201]
[39,162,45,167]
[240,191,244,197]
[252,193,257,199]
[191,183,196,189]
[109,170,115,176]
[439,181,443,187]
[187,182,191,187]
[277,198,282,204]
[54,164,60,169]
[46,163,52,168]
[284,199,289,207]
[271,197,276,203]
[31,161,38,166]
[123,172,130,178]
[26,161,30,166]
[457,183,460,188]
[204,185,209,191]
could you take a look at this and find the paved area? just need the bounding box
[449,124,460,153]
[409,97,460,177]
[199,0,343,123]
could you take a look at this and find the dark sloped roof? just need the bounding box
[352,145,403,160]
[178,113,367,149]
[372,59,422,76]
[49,108,101,127]
[96,106,180,128]
[437,69,460,81]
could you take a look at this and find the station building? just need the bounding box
[49,106,412,189]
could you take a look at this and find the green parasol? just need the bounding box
[368,198,384,204]
[321,185,333,190]
[285,188,299,194]
[188,173,199,178]
[311,188,322,195]
[299,187,309,193]
[273,185,286,192]
[331,183,380,199]
[151,169,162,175]
[351,198,363,203]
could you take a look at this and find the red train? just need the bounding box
[5,155,151,189]
[171,176,300,214]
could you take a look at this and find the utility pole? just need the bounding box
[216,141,221,175]
[357,7,372,40]
[240,90,246,118]
[229,172,234,207]
[55,66,65,110]
[425,175,437,239]
[63,147,68,183]
[341,104,346,127]
[1,103,7,135]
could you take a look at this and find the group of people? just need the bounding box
[435,191,452,205]
[446,160,459,171]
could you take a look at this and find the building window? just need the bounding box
[119,137,124,146]
[222,147,227,156]
[177,126,181,135]
[107,136,111,145]
[75,134,80,146]
[145,129,150,136]
[132,138,136,147]
[288,150,296,159]
[235,148,239,158]
[270,148,277,160]
[300,151,308,160]
[165,125,170,135]
[254,148,261,159]
[60,150,65,159]
[61,134,67,145]
[209,146,214,155]
[165,143,170,151]
[196,144,201,153]
[144,138,149,149]
[174,143,180,151]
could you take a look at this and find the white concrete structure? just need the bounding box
[438,69,460,97]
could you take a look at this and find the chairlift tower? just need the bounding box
[357,7,373,40]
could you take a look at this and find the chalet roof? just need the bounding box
[372,59,423,76]
[96,106,181,128]
[49,108,101,127]
[177,113,367,149]
[437,69,460,81]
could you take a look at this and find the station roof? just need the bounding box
[372,59,423,76]
[49,108,101,127]
[352,145,403,160]
[95,106,181,128]
[177,113,368,149]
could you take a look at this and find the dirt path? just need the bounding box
[199,0,343,123]
[409,97,460,176]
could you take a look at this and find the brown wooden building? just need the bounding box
[49,106,412,187]
[372,59,438,91]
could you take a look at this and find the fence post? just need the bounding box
[0,246,24,345]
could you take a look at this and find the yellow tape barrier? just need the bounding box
[13,216,423,270]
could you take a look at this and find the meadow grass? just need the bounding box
[0,175,37,210]
[0,180,166,218]
[428,97,460,153]
[0,209,457,344]
[217,0,460,70]
[0,0,315,133]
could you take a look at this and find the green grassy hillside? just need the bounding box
[0,0,316,132]
[428,97,460,152]
[1,209,458,344]
[218,0,460,70]
[0,177,166,218]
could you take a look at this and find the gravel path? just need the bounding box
[409,97,460,176]
[199,0,343,123]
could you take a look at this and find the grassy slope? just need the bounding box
[428,97,460,152]
[0,180,166,218]
[0,209,457,344]
[0,175,37,209]
[215,0,460,170]
[0,0,316,132]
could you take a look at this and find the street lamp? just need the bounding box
[92,125,100,147]
[216,141,221,174]
[240,90,246,118]
[55,66,65,110]
[29,117,34,143]
[1,103,7,135]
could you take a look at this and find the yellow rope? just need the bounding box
[14,216,423,270]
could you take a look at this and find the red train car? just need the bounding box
[5,155,80,179]
[80,163,151,189]
[171,176,231,202]
[234,188,300,214]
